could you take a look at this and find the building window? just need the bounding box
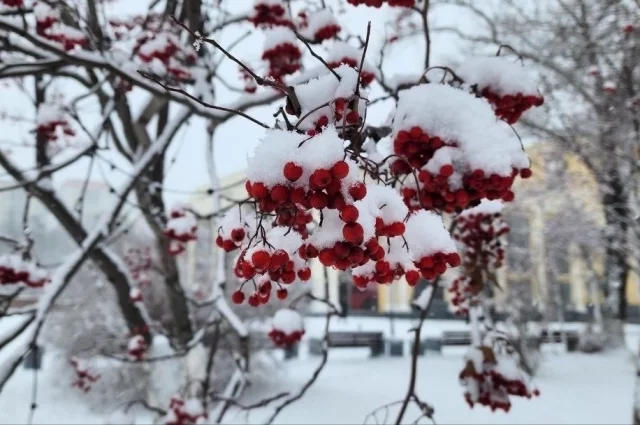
[338,272,378,313]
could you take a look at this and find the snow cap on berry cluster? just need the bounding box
[34,2,59,21]
[272,308,304,334]
[291,64,362,130]
[245,226,303,259]
[247,127,347,189]
[404,211,457,258]
[458,199,504,218]
[166,213,197,237]
[263,26,298,51]
[219,206,255,241]
[303,9,340,38]
[309,208,375,250]
[393,84,529,176]
[457,56,539,97]
[361,184,409,224]
[325,42,377,76]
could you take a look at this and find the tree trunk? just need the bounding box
[134,156,194,347]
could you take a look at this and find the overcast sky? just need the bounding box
[0,0,493,209]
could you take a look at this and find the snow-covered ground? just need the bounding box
[0,344,635,424]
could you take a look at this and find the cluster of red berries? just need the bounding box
[1,0,23,7]
[124,246,152,286]
[250,1,292,28]
[302,237,384,272]
[246,159,360,213]
[414,251,461,281]
[216,226,246,252]
[394,127,532,212]
[346,0,414,7]
[268,308,305,346]
[163,208,197,256]
[275,206,313,238]
[453,210,509,270]
[37,118,75,142]
[448,275,477,316]
[232,278,291,306]
[314,24,341,42]
[127,335,147,361]
[327,58,375,87]
[262,42,302,81]
[353,260,419,288]
[70,357,100,393]
[235,248,309,284]
[0,255,49,288]
[460,346,539,412]
[268,328,305,347]
[136,33,196,81]
[478,88,544,125]
[163,396,208,425]
[43,30,88,51]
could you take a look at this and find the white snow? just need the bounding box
[304,10,340,39]
[393,84,529,177]
[456,56,539,96]
[458,199,504,218]
[405,210,457,258]
[263,27,298,52]
[272,308,304,334]
[246,127,346,189]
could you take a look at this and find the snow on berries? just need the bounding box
[250,0,292,28]
[391,84,530,212]
[127,335,147,361]
[262,27,302,81]
[216,206,255,252]
[352,237,417,288]
[163,396,208,425]
[136,31,196,81]
[603,80,617,93]
[459,341,539,412]
[70,357,100,392]
[164,205,197,256]
[124,246,152,286]
[232,227,311,306]
[268,308,305,347]
[34,3,87,51]
[37,103,75,142]
[326,42,377,87]
[405,211,460,280]
[346,0,415,8]
[129,287,143,303]
[0,255,50,288]
[456,56,544,124]
[360,184,409,237]
[286,64,364,132]
[300,9,341,42]
[1,0,24,8]
[453,200,509,270]
[246,127,360,213]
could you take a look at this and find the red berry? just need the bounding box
[311,169,332,188]
[343,222,364,244]
[284,162,303,182]
[297,267,311,281]
[319,249,335,266]
[231,228,245,242]
[405,270,420,286]
[310,191,329,209]
[270,250,289,269]
[248,293,260,307]
[339,205,359,223]
[251,250,271,271]
[345,110,359,124]
[387,222,405,236]
[232,291,245,304]
[216,235,224,247]
[446,252,461,267]
[281,270,296,283]
[277,288,288,299]
[331,161,349,179]
[271,185,289,203]
[439,164,454,177]
[348,182,367,200]
[520,168,532,178]
[251,182,268,199]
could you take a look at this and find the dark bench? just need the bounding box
[309,331,384,357]
[441,331,472,347]
[539,330,580,351]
